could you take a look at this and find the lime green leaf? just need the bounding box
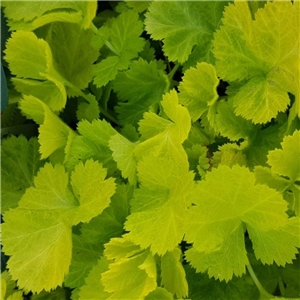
[2,160,115,293]
[248,217,300,266]
[71,159,116,224]
[78,258,110,300]
[145,288,173,300]
[5,31,50,80]
[13,79,66,112]
[2,209,72,293]
[185,165,288,281]
[102,237,157,299]
[5,31,68,111]
[125,155,195,255]
[66,119,118,174]
[145,2,229,64]
[20,163,77,212]
[179,62,219,121]
[267,130,300,182]
[1,271,18,300]
[233,77,291,124]
[2,1,97,30]
[109,134,138,185]
[213,1,299,123]
[94,10,144,87]
[46,23,99,97]
[186,224,247,282]
[6,291,24,300]
[161,248,188,298]
[20,95,77,159]
[64,234,103,289]
[1,136,44,213]
[79,184,132,245]
[114,58,169,125]
[135,90,191,165]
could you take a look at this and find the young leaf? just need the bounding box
[102,237,157,299]
[125,155,195,255]
[94,10,145,87]
[179,62,219,122]
[185,165,289,281]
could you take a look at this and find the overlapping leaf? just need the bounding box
[2,160,115,293]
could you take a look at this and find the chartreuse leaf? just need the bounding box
[1,271,23,300]
[114,58,169,125]
[19,95,77,160]
[145,288,173,300]
[5,31,69,111]
[161,248,188,298]
[125,154,194,255]
[1,1,97,31]
[213,1,299,123]
[1,136,45,213]
[78,257,110,300]
[267,130,300,182]
[185,165,289,281]
[46,23,99,97]
[267,130,300,215]
[102,236,157,299]
[178,62,219,122]
[76,94,100,122]
[247,217,300,266]
[109,90,192,184]
[145,2,229,64]
[2,160,115,293]
[66,119,118,176]
[135,89,191,164]
[94,10,144,87]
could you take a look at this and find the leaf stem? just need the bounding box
[278,276,285,297]
[168,63,180,80]
[99,107,120,126]
[246,259,273,300]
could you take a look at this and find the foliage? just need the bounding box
[1,1,299,300]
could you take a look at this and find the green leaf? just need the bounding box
[216,99,257,141]
[2,1,97,30]
[145,288,173,300]
[185,165,289,281]
[125,154,195,255]
[64,234,103,289]
[213,1,299,123]
[248,217,300,266]
[161,248,188,298]
[267,130,300,182]
[94,10,144,87]
[76,94,100,122]
[102,237,157,299]
[145,1,229,63]
[78,258,110,300]
[46,23,99,97]
[179,62,219,121]
[20,95,77,159]
[1,136,45,213]
[114,58,169,125]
